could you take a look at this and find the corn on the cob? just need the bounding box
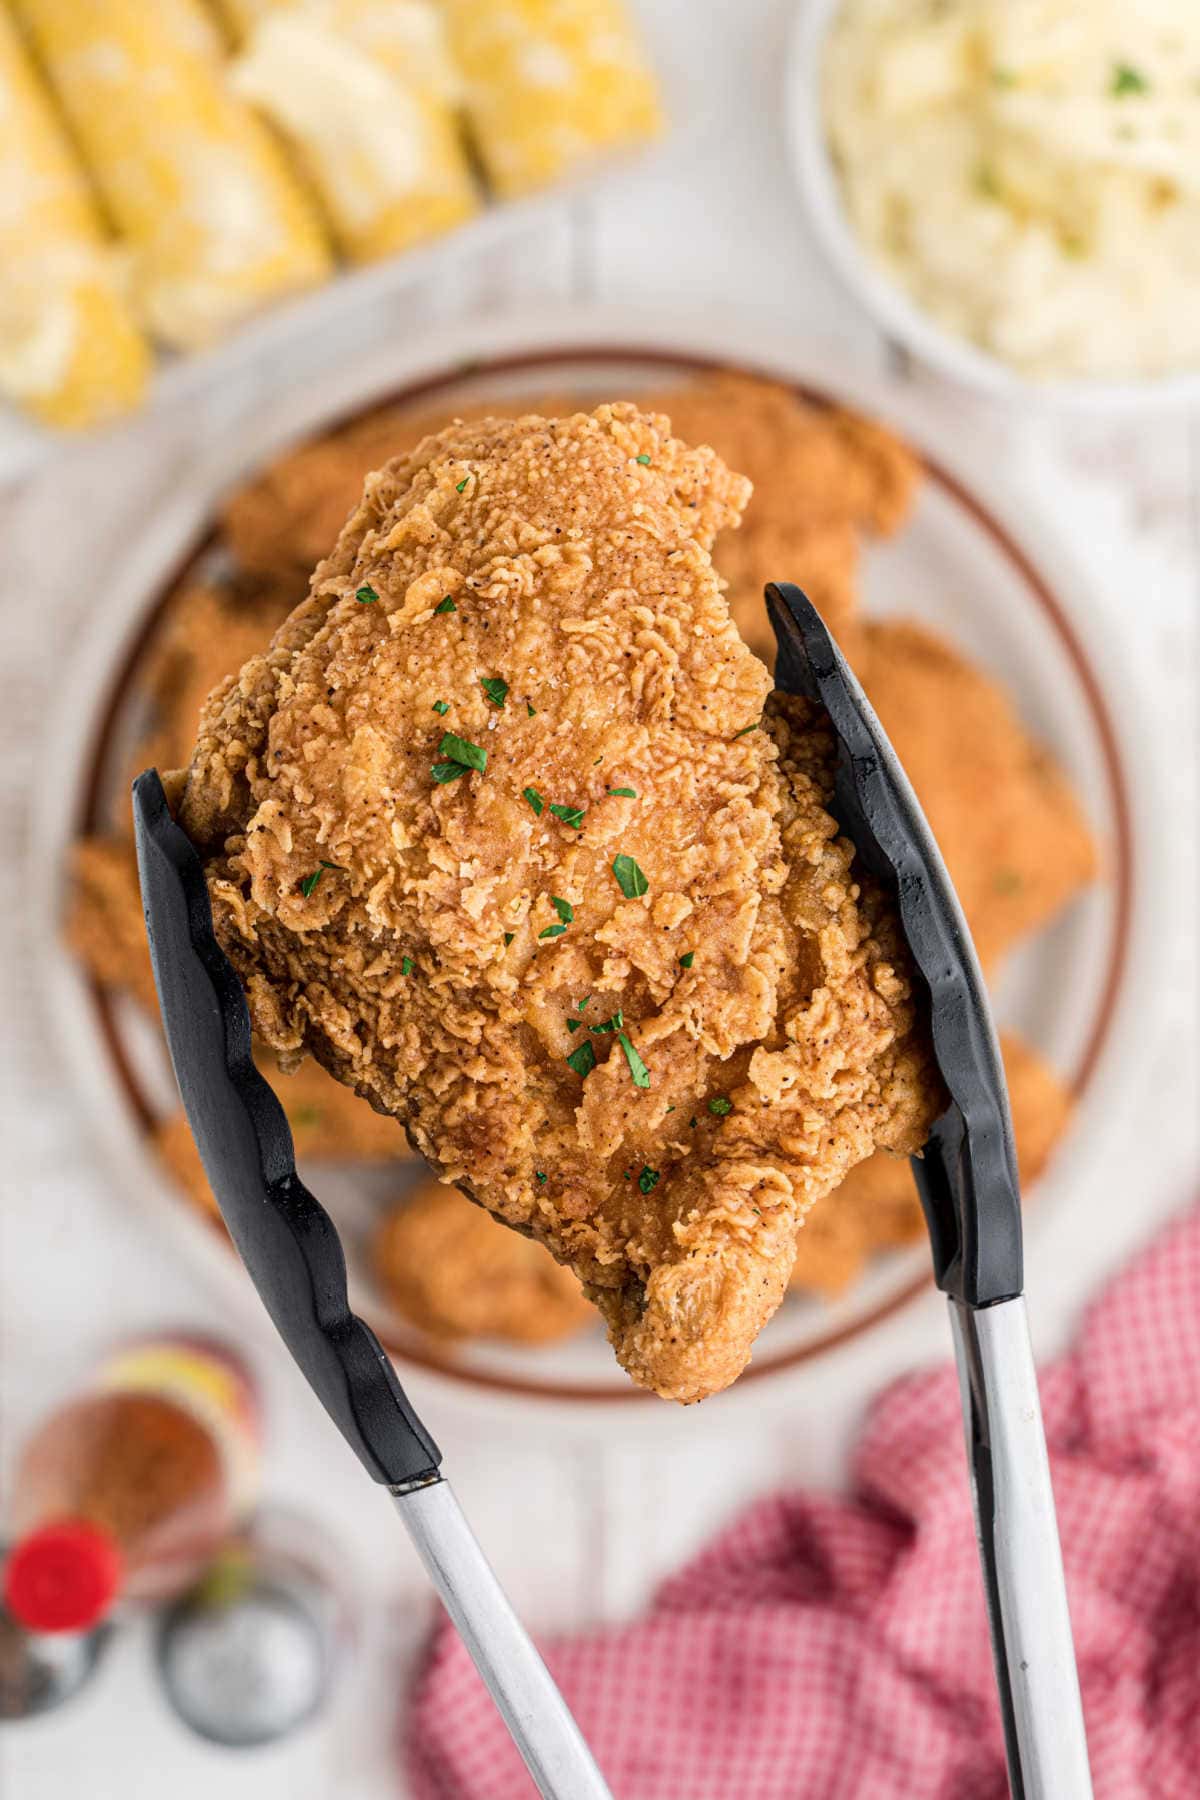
[228,1,479,262]
[15,0,332,350]
[440,0,663,199]
[0,8,150,430]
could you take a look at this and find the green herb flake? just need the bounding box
[549,802,585,829]
[1111,61,1148,96]
[636,453,652,466]
[679,951,695,969]
[355,584,379,604]
[732,721,760,739]
[617,1031,650,1089]
[590,1010,624,1034]
[438,731,486,772]
[503,932,515,946]
[539,924,567,939]
[432,761,469,784]
[523,786,545,816]
[432,700,450,715]
[455,476,470,493]
[551,895,574,924]
[708,1096,733,1117]
[566,1040,597,1079]
[535,1170,547,1184]
[434,595,457,614]
[689,1117,697,1128]
[401,956,414,976]
[637,1166,660,1194]
[298,860,341,898]
[567,1017,583,1033]
[526,701,536,717]
[612,853,649,899]
[607,786,637,798]
[579,995,592,1010]
[480,676,509,708]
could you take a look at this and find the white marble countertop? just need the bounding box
[1,3,1197,1794]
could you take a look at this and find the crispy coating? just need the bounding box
[790,1029,1074,1297]
[649,375,920,663]
[373,1178,594,1345]
[857,619,1098,971]
[173,404,937,1402]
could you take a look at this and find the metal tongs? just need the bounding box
[132,580,1091,1800]
[766,583,1092,1799]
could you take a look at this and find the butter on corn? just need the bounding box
[0,9,150,430]
[229,1,479,263]
[15,0,332,350]
[440,0,663,199]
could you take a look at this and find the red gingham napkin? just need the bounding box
[405,1204,1200,1799]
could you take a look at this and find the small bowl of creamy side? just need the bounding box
[786,0,1200,413]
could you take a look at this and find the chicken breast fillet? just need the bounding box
[171,405,938,1402]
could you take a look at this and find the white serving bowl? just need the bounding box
[786,0,1200,415]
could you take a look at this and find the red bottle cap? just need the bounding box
[4,1522,124,1633]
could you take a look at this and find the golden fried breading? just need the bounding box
[154,1057,412,1219]
[790,1029,1074,1296]
[652,374,920,663]
[66,836,158,1011]
[173,404,938,1403]
[857,620,1097,971]
[373,1178,593,1344]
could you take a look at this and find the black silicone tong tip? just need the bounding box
[765,583,1023,1307]
[132,769,440,1487]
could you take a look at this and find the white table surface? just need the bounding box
[1,3,1197,1795]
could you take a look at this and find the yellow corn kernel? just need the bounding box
[15,0,332,350]
[440,0,664,199]
[0,9,150,430]
[229,2,479,262]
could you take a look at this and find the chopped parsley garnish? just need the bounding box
[539,924,567,939]
[455,476,470,493]
[355,584,378,604]
[1111,61,1148,96]
[679,951,695,969]
[523,786,545,816]
[732,721,759,739]
[590,1010,624,1034]
[298,860,340,897]
[401,956,414,976]
[579,995,592,1010]
[551,895,574,923]
[636,453,652,466]
[535,1170,547,1184]
[637,1166,660,1194]
[567,1017,583,1032]
[689,1117,697,1128]
[438,732,486,772]
[434,595,456,614]
[432,700,450,715]
[526,701,536,717]
[549,802,585,829]
[480,676,509,708]
[708,1096,732,1117]
[566,1041,597,1079]
[432,762,468,783]
[612,854,648,899]
[503,932,514,946]
[607,786,637,798]
[617,1031,650,1089]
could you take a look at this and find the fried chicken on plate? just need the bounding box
[170,404,939,1402]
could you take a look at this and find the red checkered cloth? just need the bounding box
[405,1204,1200,1799]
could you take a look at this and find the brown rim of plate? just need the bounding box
[73,345,1134,1405]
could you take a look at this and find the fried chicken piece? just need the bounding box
[650,374,920,664]
[154,1054,412,1221]
[857,619,1098,972]
[66,836,159,1011]
[373,1178,593,1345]
[790,1029,1074,1297]
[172,404,938,1403]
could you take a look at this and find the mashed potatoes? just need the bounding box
[823,0,1200,380]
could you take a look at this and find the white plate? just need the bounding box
[784,0,1200,415]
[32,305,1158,1408]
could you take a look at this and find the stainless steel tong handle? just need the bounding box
[949,1298,1092,1799]
[395,1478,611,1799]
